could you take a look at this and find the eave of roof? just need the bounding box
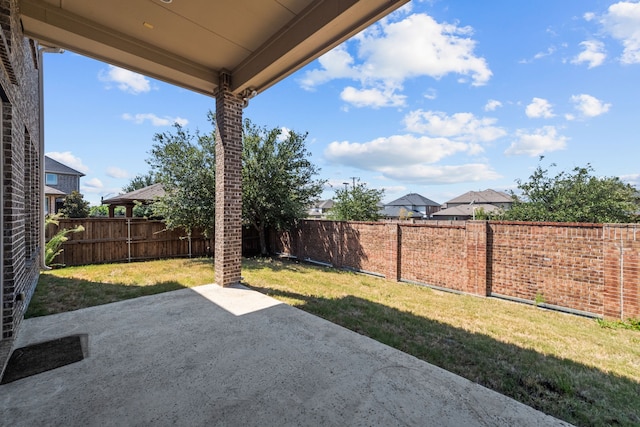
[20,0,410,97]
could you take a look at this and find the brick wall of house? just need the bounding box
[0,0,42,375]
[275,220,639,320]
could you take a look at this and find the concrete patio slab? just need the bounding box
[0,284,572,426]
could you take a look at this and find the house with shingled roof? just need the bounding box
[381,193,441,219]
[432,189,513,220]
[44,156,85,214]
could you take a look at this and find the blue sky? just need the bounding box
[44,0,640,206]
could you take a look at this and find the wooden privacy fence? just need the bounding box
[46,218,261,266]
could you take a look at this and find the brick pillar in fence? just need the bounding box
[603,224,640,320]
[466,221,489,296]
[385,223,400,281]
[214,72,243,287]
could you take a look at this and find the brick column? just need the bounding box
[385,223,400,282]
[603,225,640,320]
[214,72,243,287]
[466,221,488,296]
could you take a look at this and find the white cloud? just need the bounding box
[122,113,189,127]
[423,88,437,100]
[534,46,557,60]
[505,126,568,157]
[106,167,129,179]
[340,86,406,108]
[571,40,606,68]
[98,65,151,94]
[45,151,89,174]
[570,94,611,117]
[484,99,503,112]
[276,127,292,142]
[325,134,469,169]
[403,110,506,143]
[378,163,501,184]
[525,97,555,119]
[298,45,358,90]
[620,173,640,187]
[83,178,104,189]
[519,46,557,64]
[584,12,596,22]
[600,1,640,64]
[299,12,491,106]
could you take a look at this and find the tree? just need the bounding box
[122,172,157,193]
[504,162,639,223]
[147,120,216,238]
[242,119,325,255]
[146,114,323,256]
[329,181,384,221]
[59,191,90,218]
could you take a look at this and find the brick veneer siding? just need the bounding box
[0,0,42,375]
[214,72,243,286]
[274,220,639,320]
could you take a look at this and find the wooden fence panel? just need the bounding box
[45,218,255,266]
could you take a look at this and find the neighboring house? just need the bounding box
[44,156,85,214]
[381,193,441,219]
[432,189,513,220]
[101,183,165,218]
[308,199,334,219]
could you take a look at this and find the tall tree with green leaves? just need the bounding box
[242,119,325,255]
[147,120,216,238]
[59,191,90,218]
[505,162,639,223]
[329,181,384,221]
[146,113,324,256]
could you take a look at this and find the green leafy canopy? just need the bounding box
[504,162,639,223]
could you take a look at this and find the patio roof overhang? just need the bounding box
[19,0,409,97]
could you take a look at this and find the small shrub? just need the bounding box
[45,214,84,267]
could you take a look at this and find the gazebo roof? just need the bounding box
[102,183,165,205]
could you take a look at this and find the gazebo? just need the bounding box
[101,183,165,218]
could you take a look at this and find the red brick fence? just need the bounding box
[272,220,639,320]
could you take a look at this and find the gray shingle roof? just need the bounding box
[432,203,502,217]
[44,185,66,196]
[379,205,424,218]
[385,193,440,207]
[446,189,511,205]
[102,183,165,205]
[44,156,85,177]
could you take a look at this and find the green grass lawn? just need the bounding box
[30,257,640,427]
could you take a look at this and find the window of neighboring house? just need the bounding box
[46,173,58,185]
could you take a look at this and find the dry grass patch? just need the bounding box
[27,258,215,318]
